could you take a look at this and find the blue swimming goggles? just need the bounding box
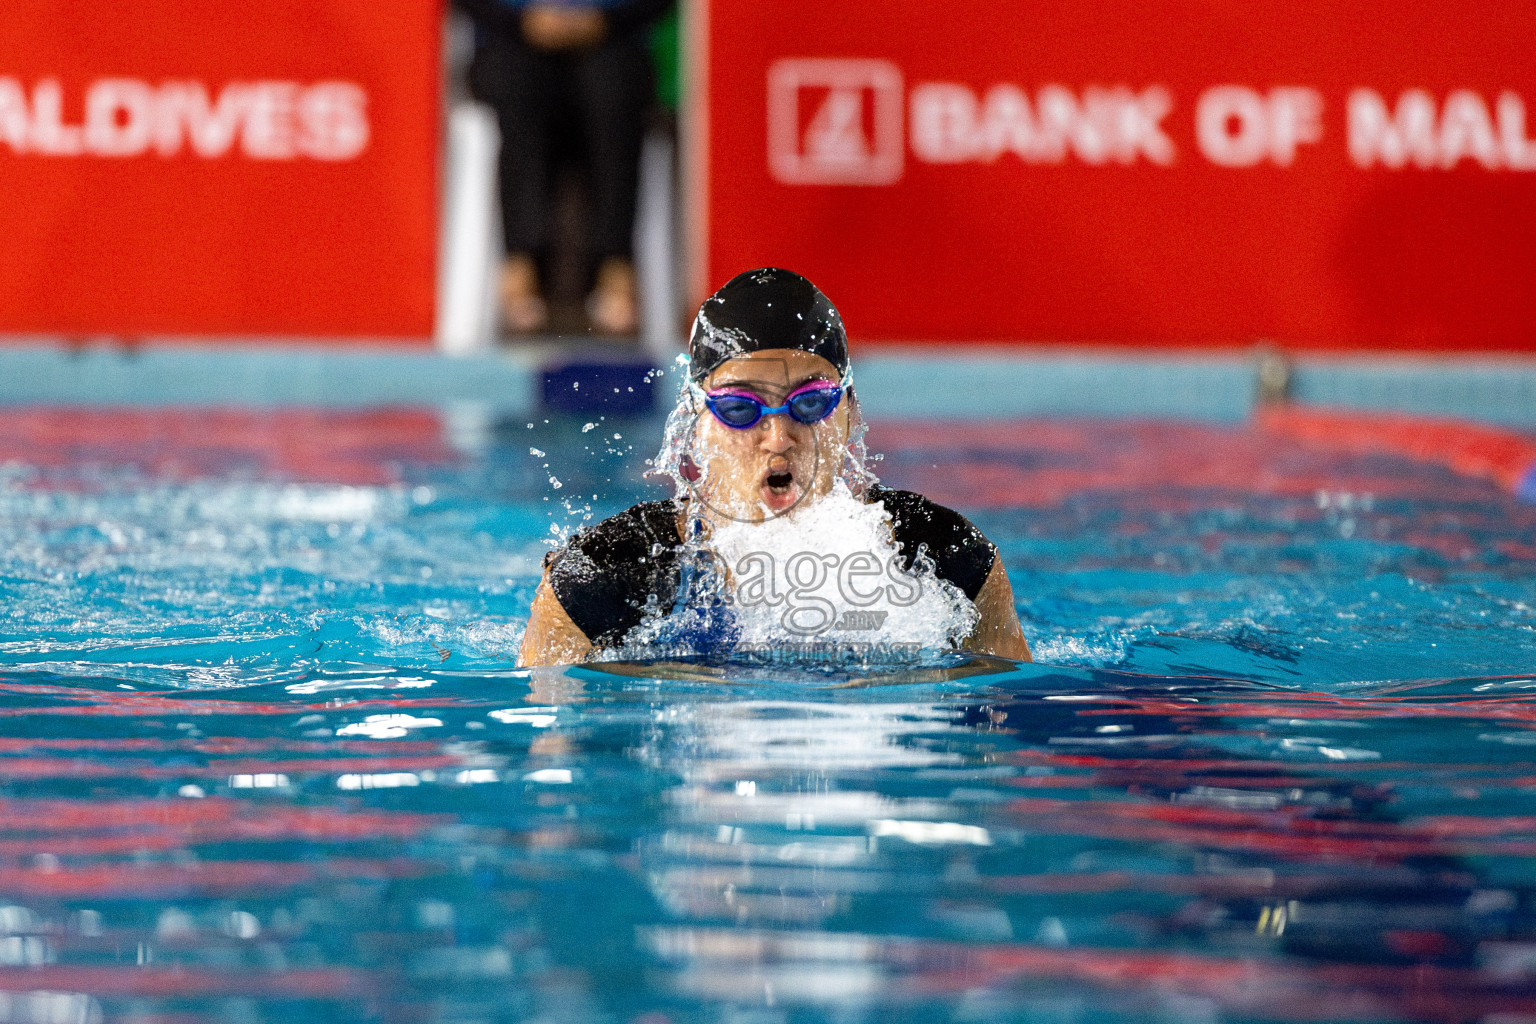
[704,381,844,430]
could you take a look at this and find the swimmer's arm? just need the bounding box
[517,573,594,667]
[962,554,1032,661]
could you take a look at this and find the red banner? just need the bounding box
[696,1,1536,350]
[0,0,440,340]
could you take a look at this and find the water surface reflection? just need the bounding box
[0,663,1533,1022]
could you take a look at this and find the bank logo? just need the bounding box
[767,58,903,185]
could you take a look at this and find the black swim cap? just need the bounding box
[688,268,849,382]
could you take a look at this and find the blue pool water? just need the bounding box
[0,407,1534,1023]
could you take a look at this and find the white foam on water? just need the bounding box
[710,481,977,650]
[1030,632,1135,667]
[625,481,978,658]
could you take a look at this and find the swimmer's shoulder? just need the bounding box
[546,499,682,571]
[544,499,682,645]
[865,485,995,601]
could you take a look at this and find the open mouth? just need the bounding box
[760,460,799,513]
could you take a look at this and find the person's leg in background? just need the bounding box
[469,29,558,334]
[573,36,652,336]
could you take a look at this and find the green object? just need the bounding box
[649,7,679,111]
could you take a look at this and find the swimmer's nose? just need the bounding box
[758,412,795,452]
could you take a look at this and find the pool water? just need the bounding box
[0,407,1534,1024]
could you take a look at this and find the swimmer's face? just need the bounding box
[692,349,851,523]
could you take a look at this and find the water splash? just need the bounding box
[626,371,979,660]
[708,480,977,650]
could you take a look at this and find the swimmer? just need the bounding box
[518,268,1031,666]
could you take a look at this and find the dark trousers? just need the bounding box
[469,31,652,272]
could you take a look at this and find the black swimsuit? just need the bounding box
[545,486,996,648]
